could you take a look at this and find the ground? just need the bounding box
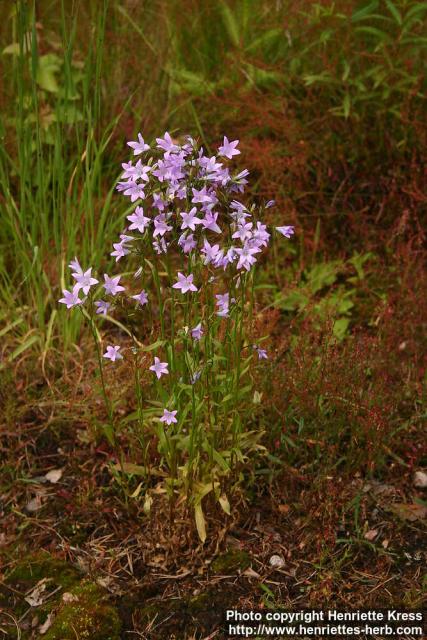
[0,380,425,638]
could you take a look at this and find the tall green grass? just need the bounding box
[0,1,124,356]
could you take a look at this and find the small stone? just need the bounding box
[45,469,63,484]
[25,495,44,512]
[414,471,427,489]
[364,529,378,541]
[269,554,285,569]
[62,592,79,603]
[39,613,54,634]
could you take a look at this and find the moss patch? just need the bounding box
[1,552,120,640]
[211,549,251,574]
[44,582,121,640]
[6,550,80,591]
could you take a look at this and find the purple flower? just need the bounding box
[127,133,150,155]
[153,215,173,237]
[235,243,259,271]
[180,207,202,231]
[190,371,201,384]
[103,345,123,361]
[216,292,232,317]
[217,247,236,270]
[156,131,180,153]
[252,221,270,248]
[201,239,221,265]
[123,181,146,202]
[160,408,178,425]
[254,345,268,360]
[152,193,167,211]
[201,211,221,234]
[152,159,171,183]
[72,267,99,295]
[191,186,217,207]
[111,242,130,262]
[127,206,151,233]
[103,274,125,296]
[153,237,168,254]
[69,256,83,276]
[266,199,275,208]
[132,290,148,306]
[232,221,253,242]
[191,323,203,340]
[95,300,110,315]
[178,232,197,254]
[218,136,240,159]
[111,234,134,262]
[59,285,83,309]
[122,159,151,181]
[276,225,295,238]
[172,272,198,293]
[149,356,169,379]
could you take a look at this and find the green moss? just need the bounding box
[6,551,80,591]
[211,549,251,574]
[44,582,121,640]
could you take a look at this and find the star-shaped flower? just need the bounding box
[201,211,221,234]
[172,272,198,293]
[153,215,173,237]
[103,345,123,361]
[72,267,98,295]
[149,356,169,379]
[103,274,125,296]
[132,290,148,306]
[160,408,178,425]
[180,207,202,231]
[218,136,240,159]
[59,285,83,309]
[156,131,180,153]
[95,300,110,315]
[127,206,151,233]
[127,133,150,155]
[253,345,268,360]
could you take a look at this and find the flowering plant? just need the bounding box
[60,132,294,539]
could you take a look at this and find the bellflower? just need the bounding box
[127,206,151,233]
[59,285,84,309]
[69,256,83,277]
[127,133,150,155]
[235,243,260,271]
[123,181,146,202]
[95,300,110,315]
[103,345,123,361]
[103,274,125,296]
[191,323,203,340]
[254,345,268,360]
[156,131,180,153]
[178,232,197,254]
[153,215,173,237]
[153,237,168,254]
[218,136,240,159]
[160,409,178,425]
[72,267,99,295]
[180,207,202,231]
[276,225,295,238]
[149,356,169,379]
[132,290,148,306]
[173,272,198,293]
